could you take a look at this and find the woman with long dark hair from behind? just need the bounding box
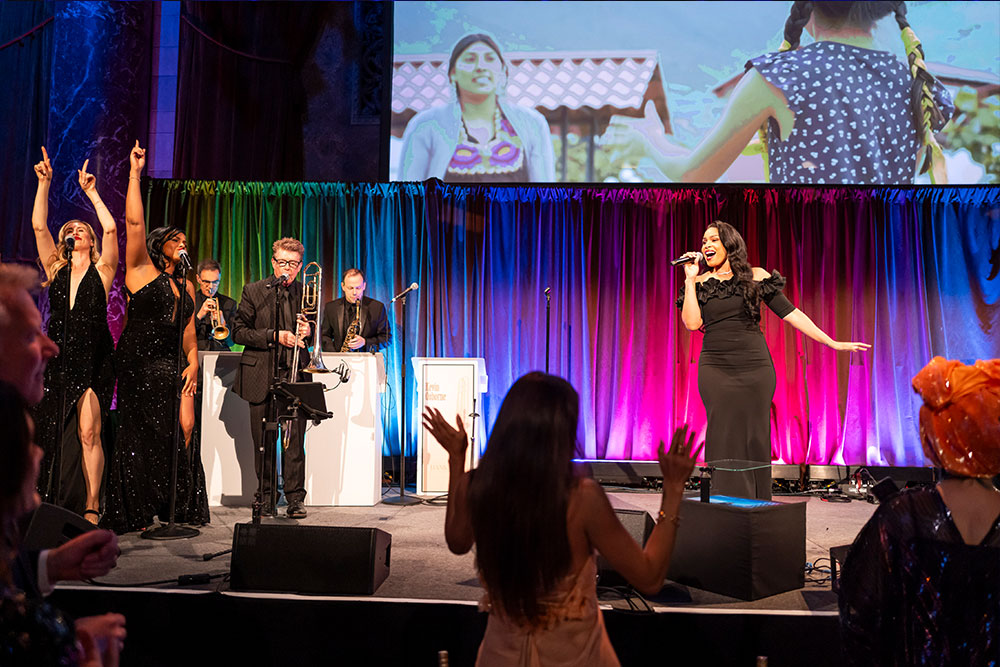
[423,372,699,665]
[102,142,207,534]
[677,221,870,499]
[29,147,117,523]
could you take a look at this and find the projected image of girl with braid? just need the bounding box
[602,1,954,184]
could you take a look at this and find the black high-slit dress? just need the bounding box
[677,272,795,500]
[102,272,209,533]
[33,264,115,516]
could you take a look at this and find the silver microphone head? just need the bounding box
[64,236,76,251]
[544,287,551,295]
[409,282,419,290]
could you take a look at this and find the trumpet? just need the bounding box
[290,262,330,376]
[207,297,229,340]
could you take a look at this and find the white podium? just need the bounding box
[199,351,385,507]
[199,352,256,506]
[303,352,385,506]
[412,357,488,496]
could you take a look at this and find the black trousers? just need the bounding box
[248,399,306,506]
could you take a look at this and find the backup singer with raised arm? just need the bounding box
[102,142,208,534]
[320,268,390,353]
[28,147,117,523]
[231,238,311,520]
[676,221,870,499]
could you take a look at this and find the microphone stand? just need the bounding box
[383,291,419,506]
[544,287,551,374]
[143,256,199,540]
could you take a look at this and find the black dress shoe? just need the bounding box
[286,501,307,519]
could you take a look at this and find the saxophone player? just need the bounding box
[320,268,391,353]
[194,258,237,351]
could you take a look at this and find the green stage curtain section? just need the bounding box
[146,180,1000,465]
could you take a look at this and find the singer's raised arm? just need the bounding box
[30,146,58,280]
[124,141,157,286]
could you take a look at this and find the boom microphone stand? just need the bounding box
[544,286,551,374]
[144,252,199,540]
[384,282,420,506]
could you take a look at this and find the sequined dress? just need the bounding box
[103,272,209,533]
[838,486,1000,665]
[32,264,114,516]
[0,588,77,666]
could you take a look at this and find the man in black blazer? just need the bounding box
[320,268,391,353]
[231,238,311,519]
[194,258,238,351]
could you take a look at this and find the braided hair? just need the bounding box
[759,1,949,183]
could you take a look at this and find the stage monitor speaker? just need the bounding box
[22,502,97,551]
[230,523,391,595]
[597,508,655,586]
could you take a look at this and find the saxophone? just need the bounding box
[340,301,361,352]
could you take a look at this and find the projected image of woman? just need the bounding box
[603,1,954,184]
[398,33,555,183]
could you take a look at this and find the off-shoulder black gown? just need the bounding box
[677,272,795,500]
[33,264,114,516]
[103,272,209,534]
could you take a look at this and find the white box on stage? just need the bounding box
[199,351,385,508]
[303,352,386,506]
[411,357,488,496]
[199,352,256,507]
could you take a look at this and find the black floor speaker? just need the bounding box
[597,508,655,586]
[230,523,391,595]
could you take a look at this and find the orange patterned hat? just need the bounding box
[911,357,1000,477]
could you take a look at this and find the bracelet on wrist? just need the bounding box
[656,508,681,527]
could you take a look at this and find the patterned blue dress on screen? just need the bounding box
[747,41,953,184]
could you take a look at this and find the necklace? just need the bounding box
[715,269,733,277]
[458,105,502,148]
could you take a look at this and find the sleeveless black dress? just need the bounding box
[32,264,114,516]
[102,272,209,534]
[677,273,795,499]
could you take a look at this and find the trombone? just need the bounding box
[291,262,330,376]
[207,297,229,341]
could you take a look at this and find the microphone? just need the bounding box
[177,249,192,270]
[266,273,291,289]
[544,287,551,296]
[64,236,76,258]
[670,252,703,266]
[391,282,419,303]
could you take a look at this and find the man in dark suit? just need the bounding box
[194,258,238,351]
[231,239,311,519]
[320,268,391,353]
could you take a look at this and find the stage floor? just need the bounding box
[75,487,876,613]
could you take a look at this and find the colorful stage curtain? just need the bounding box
[147,180,1000,465]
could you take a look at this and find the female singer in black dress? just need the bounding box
[29,147,117,524]
[102,142,207,534]
[677,221,870,499]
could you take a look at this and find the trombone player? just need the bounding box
[194,258,237,351]
[232,239,311,520]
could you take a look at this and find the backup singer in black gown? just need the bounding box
[102,142,208,534]
[29,147,117,523]
[676,221,870,499]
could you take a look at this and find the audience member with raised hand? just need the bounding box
[838,357,1000,665]
[0,381,125,666]
[29,146,117,524]
[423,372,700,666]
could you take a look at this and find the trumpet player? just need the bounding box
[320,268,391,353]
[194,258,237,351]
[231,238,311,520]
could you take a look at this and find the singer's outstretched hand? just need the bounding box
[830,341,872,353]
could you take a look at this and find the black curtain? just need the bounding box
[0,2,53,264]
[174,1,328,181]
